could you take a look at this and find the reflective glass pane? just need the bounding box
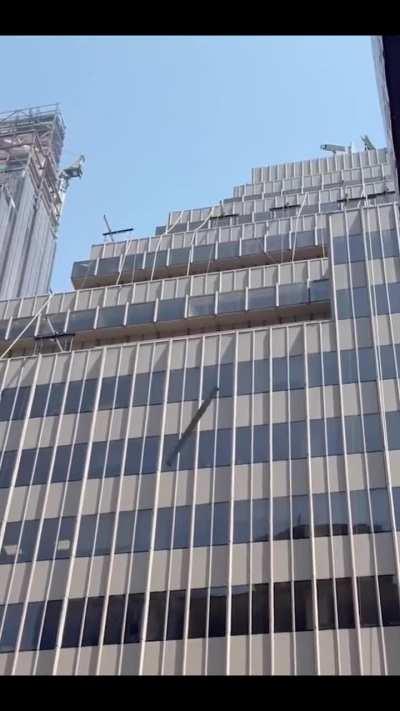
[379,575,400,626]
[336,578,354,629]
[248,287,275,310]
[104,595,125,645]
[274,582,292,632]
[212,502,229,546]
[166,590,186,641]
[146,591,166,641]
[188,295,214,317]
[252,583,269,634]
[294,580,313,631]
[157,298,185,322]
[96,305,125,329]
[209,587,226,637]
[231,585,249,636]
[127,302,154,325]
[357,576,379,627]
[124,594,144,644]
[68,309,96,332]
[317,579,335,630]
[278,283,308,306]
[253,499,269,542]
[82,596,104,646]
[188,589,207,638]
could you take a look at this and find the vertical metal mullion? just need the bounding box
[248,332,255,675]
[268,328,274,674]
[286,327,297,675]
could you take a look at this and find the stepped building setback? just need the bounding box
[0,147,400,674]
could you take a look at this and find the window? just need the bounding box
[20,601,44,651]
[64,381,82,414]
[133,373,149,406]
[274,582,292,632]
[253,425,269,463]
[104,595,125,645]
[379,345,397,379]
[98,377,116,410]
[235,427,251,466]
[0,521,22,564]
[0,450,17,488]
[122,253,144,273]
[18,519,40,563]
[192,244,215,263]
[217,241,240,260]
[253,499,269,542]
[68,309,96,332]
[331,492,348,535]
[252,584,269,634]
[234,500,250,544]
[272,423,289,461]
[327,418,343,456]
[173,507,191,549]
[188,295,215,317]
[364,414,384,452]
[88,442,106,478]
[147,591,167,641]
[30,384,49,418]
[254,360,269,393]
[149,371,166,405]
[95,513,115,556]
[62,598,84,647]
[166,590,186,641]
[217,291,245,314]
[237,362,252,395]
[310,420,325,458]
[292,495,310,539]
[188,588,207,638]
[289,355,305,389]
[273,497,290,540]
[116,511,134,554]
[348,234,365,262]
[278,283,308,306]
[168,247,190,266]
[77,515,96,557]
[309,279,330,302]
[40,600,63,650]
[272,357,287,392]
[97,256,120,275]
[16,449,36,487]
[157,298,185,322]
[378,575,400,626]
[209,587,226,637]
[47,382,66,416]
[357,576,379,627]
[231,585,249,636]
[248,287,275,310]
[127,302,154,325]
[124,438,142,476]
[341,350,358,384]
[115,375,132,409]
[167,370,183,403]
[145,250,167,270]
[241,238,264,256]
[194,504,212,548]
[105,440,124,478]
[386,411,400,451]
[351,490,372,534]
[291,421,307,460]
[0,603,23,653]
[96,305,125,329]
[294,580,313,631]
[393,487,400,530]
[317,579,335,630]
[155,508,173,551]
[37,312,66,337]
[124,594,144,644]
[336,578,354,629]
[141,436,159,474]
[80,380,97,413]
[313,493,330,537]
[382,229,399,257]
[213,502,229,546]
[82,596,104,646]
[134,509,152,552]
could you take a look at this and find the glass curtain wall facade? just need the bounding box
[0,148,400,674]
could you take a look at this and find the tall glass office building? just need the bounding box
[0,147,400,675]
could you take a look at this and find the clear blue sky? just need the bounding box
[0,36,385,294]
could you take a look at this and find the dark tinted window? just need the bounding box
[235,427,251,466]
[77,515,96,557]
[357,576,379,627]
[20,601,44,651]
[155,508,173,551]
[253,499,269,542]
[133,373,149,406]
[313,493,330,537]
[233,500,250,544]
[231,585,249,636]
[68,309,96,332]
[30,384,48,418]
[0,603,23,653]
[0,450,17,488]
[248,287,275,310]
[378,575,400,626]
[317,579,335,630]
[188,588,207,638]
[146,591,166,641]
[274,581,292,632]
[115,511,134,554]
[134,509,152,552]
[127,302,154,325]
[95,513,115,556]
[40,600,63,650]
[104,595,125,645]
[142,436,159,474]
[209,587,226,637]
[166,590,186,641]
[96,305,125,329]
[237,362,252,395]
[217,241,240,260]
[88,442,106,478]
[336,578,354,629]
[157,298,185,322]
[149,371,165,405]
[218,291,245,314]
[62,598,84,647]
[173,506,191,549]
[188,295,215,317]
[254,360,269,393]
[351,490,372,534]
[292,495,310,539]
[294,580,313,631]
[252,583,269,634]
[124,438,142,475]
[194,504,211,548]
[213,502,229,546]
[273,497,290,540]
[82,596,104,646]
[124,594,144,644]
[331,492,348,535]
